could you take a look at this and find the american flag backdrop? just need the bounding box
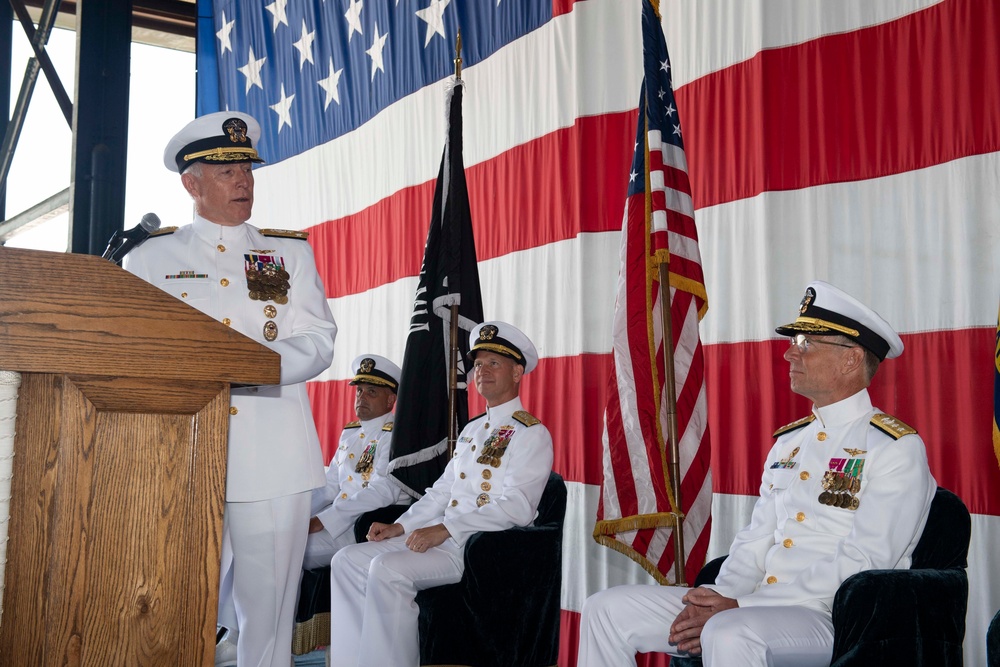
[199,1,1000,665]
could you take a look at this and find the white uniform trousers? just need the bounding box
[302,526,356,570]
[577,585,834,667]
[328,536,465,667]
[221,492,311,667]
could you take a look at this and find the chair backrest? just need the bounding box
[534,471,567,528]
[910,486,971,570]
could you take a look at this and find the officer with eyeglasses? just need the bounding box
[577,280,936,667]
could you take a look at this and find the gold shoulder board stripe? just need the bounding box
[869,413,917,440]
[513,410,541,427]
[260,228,309,240]
[772,414,816,438]
[382,422,394,432]
[343,420,361,429]
[149,226,178,237]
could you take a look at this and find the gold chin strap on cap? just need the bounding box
[352,374,396,389]
[183,146,260,163]
[793,317,859,337]
[473,342,523,360]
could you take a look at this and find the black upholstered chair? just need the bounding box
[987,608,1000,667]
[291,503,410,655]
[416,471,567,667]
[672,487,970,667]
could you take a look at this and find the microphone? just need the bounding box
[102,213,161,263]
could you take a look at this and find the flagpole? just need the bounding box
[447,30,464,457]
[644,0,687,588]
[658,264,687,585]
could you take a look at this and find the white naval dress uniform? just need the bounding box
[124,214,337,667]
[328,396,554,667]
[303,412,409,569]
[578,388,937,667]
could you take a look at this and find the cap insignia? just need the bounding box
[479,324,499,341]
[799,287,815,314]
[224,117,249,144]
[360,358,375,374]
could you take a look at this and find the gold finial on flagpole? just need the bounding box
[454,29,463,79]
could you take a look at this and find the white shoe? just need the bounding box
[215,634,238,667]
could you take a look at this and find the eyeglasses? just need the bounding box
[788,334,856,354]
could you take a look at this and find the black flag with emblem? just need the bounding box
[389,77,484,499]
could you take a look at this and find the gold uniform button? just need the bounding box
[222,318,231,326]
[220,278,230,287]
[783,538,794,548]
[817,432,827,441]
[217,244,226,252]
[481,482,492,492]
[459,472,466,479]
[482,470,492,480]
[347,476,353,482]
[359,432,365,439]
[766,576,778,585]
[471,445,476,451]
[341,493,348,499]
[796,512,806,522]
[349,453,355,459]
[229,407,238,415]
[799,471,810,481]
[450,499,458,507]
[180,292,188,298]
[264,305,277,318]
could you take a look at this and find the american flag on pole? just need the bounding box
[593,0,712,586]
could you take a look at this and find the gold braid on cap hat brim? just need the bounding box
[792,317,860,337]
[183,146,262,163]
[351,373,397,389]
[472,342,523,360]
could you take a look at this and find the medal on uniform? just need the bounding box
[356,441,377,475]
[263,320,278,341]
[477,426,515,467]
[819,455,864,510]
[245,254,291,303]
[770,446,801,469]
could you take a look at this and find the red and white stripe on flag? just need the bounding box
[594,0,712,586]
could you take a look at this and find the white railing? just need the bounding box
[0,370,21,625]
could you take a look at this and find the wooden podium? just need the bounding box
[0,247,280,665]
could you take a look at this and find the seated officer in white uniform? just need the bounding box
[328,321,554,667]
[577,281,936,667]
[124,111,338,667]
[303,354,410,569]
